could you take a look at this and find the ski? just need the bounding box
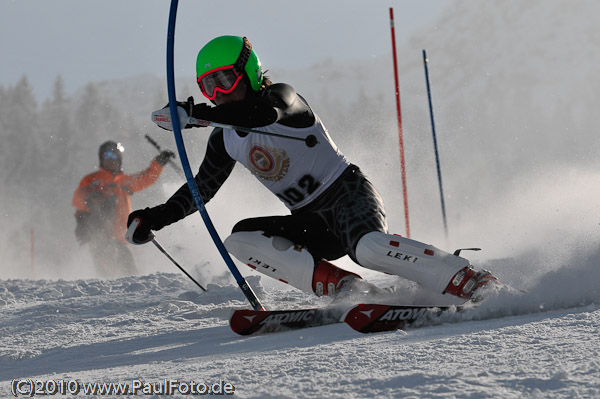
[230,303,467,335]
[343,303,459,333]
[230,306,346,335]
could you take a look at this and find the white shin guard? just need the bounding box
[355,232,469,293]
[224,231,315,293]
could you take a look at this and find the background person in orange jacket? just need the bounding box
[72,140,174,276]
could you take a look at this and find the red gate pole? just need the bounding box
[389,7,410,237]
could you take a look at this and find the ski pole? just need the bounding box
[125,219,207,292]
[423,49,448,239]
[193,118,319,148]
[151,108,319,148]
[144,134,185,176]
[165,0,264,311]
[152,238,207,292]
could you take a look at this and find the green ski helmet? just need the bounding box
[196,36,263,100]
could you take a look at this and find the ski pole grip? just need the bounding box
[125,218,154,245]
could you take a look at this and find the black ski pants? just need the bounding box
[232,165,388,264]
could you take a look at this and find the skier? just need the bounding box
[127,35,497,300]
[73,140,174,276]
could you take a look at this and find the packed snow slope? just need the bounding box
[1,243,599,399]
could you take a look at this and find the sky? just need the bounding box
[1,0,451,101]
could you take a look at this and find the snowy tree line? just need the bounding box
[0,75,162,273]
[1,76,131,187]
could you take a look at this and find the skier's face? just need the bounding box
[214,80,248,105]
[101,151,122,174]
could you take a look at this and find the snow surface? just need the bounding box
[2,253,599,398]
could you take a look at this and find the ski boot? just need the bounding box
[312,260,364,297]
[312,260,393,302]
[443,266,498,302]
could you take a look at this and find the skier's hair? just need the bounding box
[259,72,273,91]
[240,69,271,97]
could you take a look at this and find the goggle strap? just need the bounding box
[233,37,252,75]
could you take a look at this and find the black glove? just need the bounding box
[179,96,195,117]
[190,102,215,121]
[161,96,196,129]
[155,150,175,166]
[163,96,194,113]
[127,208,157,244]
[126,203,181,244]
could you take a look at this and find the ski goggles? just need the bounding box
[197,65,243,101]
[102,151,121,161]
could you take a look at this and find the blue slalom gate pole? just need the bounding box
[423,49,448,238]
[166,0,263,310]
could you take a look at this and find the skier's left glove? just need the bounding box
[155,150,175,166]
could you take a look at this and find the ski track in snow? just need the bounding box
[1,257,599,399]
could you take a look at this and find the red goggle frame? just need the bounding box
[197,65,243,101]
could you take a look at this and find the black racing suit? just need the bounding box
[160,83,388,264]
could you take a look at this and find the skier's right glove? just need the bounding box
[152,96,208,131]
[126,204,181,244]
[155,150,176,166]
